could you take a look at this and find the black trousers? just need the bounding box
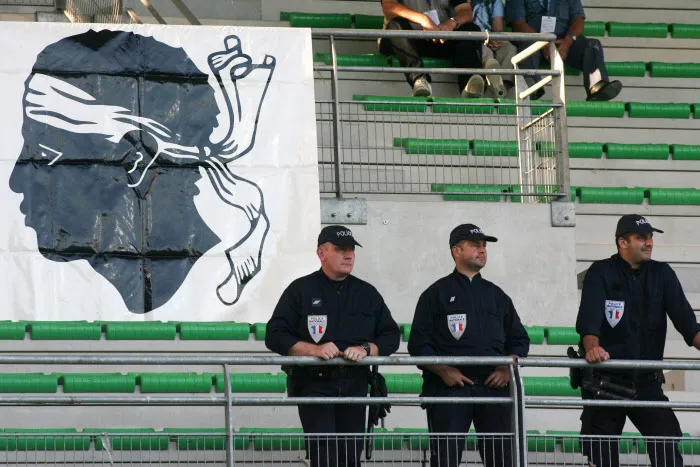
[580,382,683,467]
[514,35,609,95]
[289,375,368,467]
[424,379,513,467]
[379,17,482,91]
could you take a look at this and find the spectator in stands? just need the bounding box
[469,0,518,98]
[408,224,530,467]
[505,0,622,101]
[576,215,700,467]
[379,0,485,98]
[265,225,400,467]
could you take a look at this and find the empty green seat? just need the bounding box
[314,53,389,66]
[571,186,578,201]
[251,323,266,340]
[61,373,136,393]
[547,430,581,453]
[0,429,89,451]
[583,21,605,36]
[578,187,645,204]
[165,428,250,450]
[396,138,470,155]
[399,323,412,342]
[0,321,26,340]
[679,433,700,454]
[372,428,404,449]
[353,95,428,112]
[670,24,700,39]
[241,428,305,450]
[566,101,625,117]
[86,428,168,451]
[694,104,700,119]
[431,97,495,114]
[527,430,556,452]
[525,326,545,345]
[605,62,646,77]
[433,184,511,202]
[393,428,429,450]
[671,144,700,160]
[355,14,384,29]
[178,322,250,340]
[524,377,580,397]
[289,13,352,28]
[104,321,177,340]
[510,185,559,203]
[648,62,700,78]
[0,373,58,393]
[605,143,670,160]
[545,327,580,345]
[138,373,214,393]
[538,142,602,159]
[472,140,518,157]
[384,374,422,393]
[29,321,101,340]
[646,188,700,205]
[607,22,668,38]
[214,373,287,393]
[626,102,691,119]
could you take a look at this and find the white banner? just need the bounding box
[0,23,320,323]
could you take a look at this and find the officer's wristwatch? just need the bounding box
[361,343,371,356]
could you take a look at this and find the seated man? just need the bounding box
[470,0,517,98]
[505,0,622,101]
[379,0,483,98]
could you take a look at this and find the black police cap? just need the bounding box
[317,225,362,248]
[449,223,498,248]
[615,214,664,238]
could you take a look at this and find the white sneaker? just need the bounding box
[412,77,432,97]
[461,75,485,99]
[484,58,507,98]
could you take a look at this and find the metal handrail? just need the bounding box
[310,28,556,42]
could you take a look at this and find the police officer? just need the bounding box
[576,214,700,467]
[265,225,400,467]
[408,223,530,467]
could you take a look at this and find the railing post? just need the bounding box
[508,363,522,467]
[513,360,528,467]
[549,42,571,202]
[329,35,343,199]
[224,363,234,467]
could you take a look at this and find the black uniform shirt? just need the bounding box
[265,269,400,357]
[576,254,700,360]
[408,270,530,377]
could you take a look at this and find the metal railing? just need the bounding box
[0,355,699,466]
[312,29,570,202]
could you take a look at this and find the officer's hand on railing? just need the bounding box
[434,366,474,387]
[342,346,368,362]
[485,366,510,388]
[314,342,340,360]
[585,346,610,363]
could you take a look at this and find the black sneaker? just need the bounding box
[586,80,623,102]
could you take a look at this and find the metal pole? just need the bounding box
[169,0,201,25]
[224,364,234,467]
[330,35,343,198]
[513,361,528,467]
[139,0,167,24]
[508,364,521,467]
[310,29,556,42]
[550,41,571,201]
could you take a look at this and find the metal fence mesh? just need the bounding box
[316,100,562,200]
[63,0,124,23]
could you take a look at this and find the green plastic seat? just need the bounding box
[431,97,495,115]
[527,430,556,452]
[566,101,625,118]
[648,62,700,78]
[314,53,389,67]
[694,104,700,119]
[104,321,177,340]
[384,374,422,393]
[571,186,578,201]
[0,373,58,393]
[510,185,559,203]
[399,323,412,342]
[60,373,136,393]
[354,14,384,29]
[578,187,645,204]
[85,428,168,451]
[393,428,429,450]
[251,323,266,341]
[372,428,404,449]
[626,102,691,119]
[289,13,352,28]
[472,140,518,157]
[396,138,470,155]
[583,21,606,37]
[605,143,670,160]
[671,144,700,160]
[29,321,101,340]
[353,95,428,112]
[138,373,214,393]
[178,322,250,340]
[679,433,700,454]
[525,326,545,345]
[0,322,26,340]
[547,430,581,453]
[241,428,305,451]
[432,184,511,202]
[165,428,251,450]
[605,62,646,78]
[646,188,700,205]
[524,377,580,397]
[670,24,700,39]
[545,327,580,345]
[214,373,287,393]
[0,429,90,451]
[538,141,603,159]
[607,22,668,38]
